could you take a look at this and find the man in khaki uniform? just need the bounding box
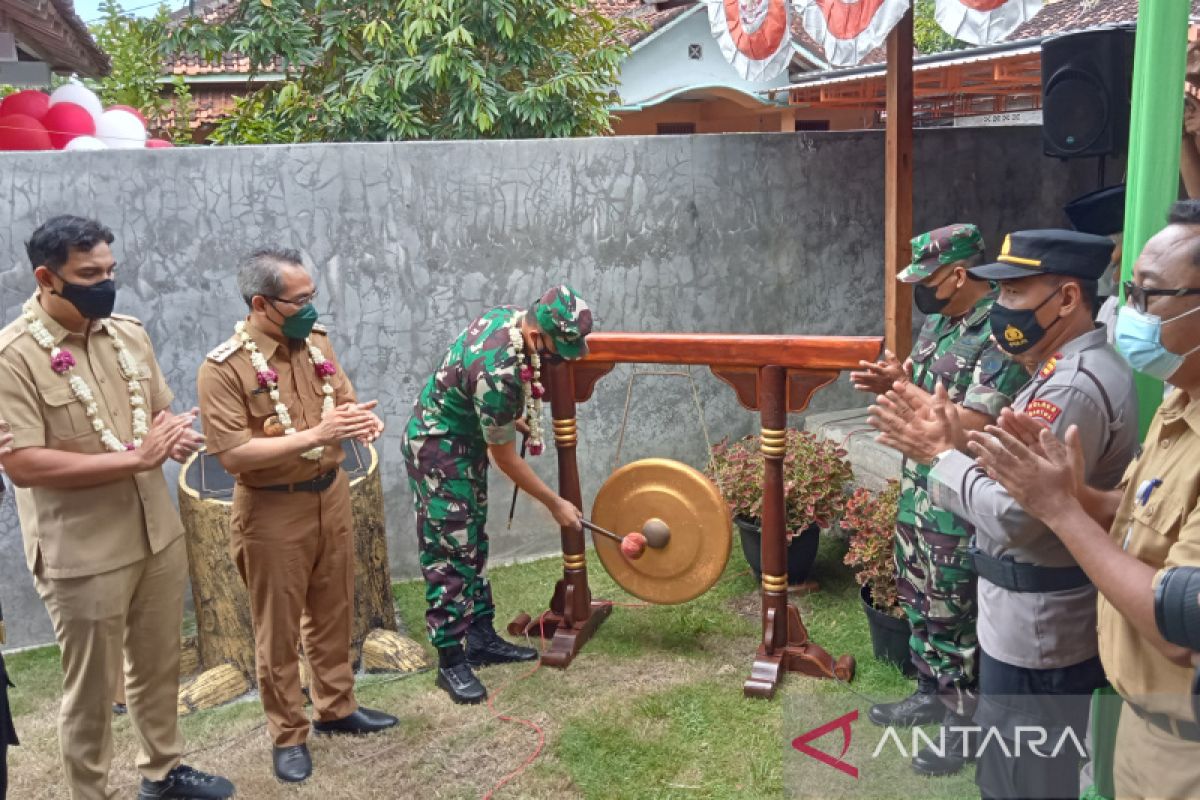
[972,200,1200,799]
[196,249,396,784]
[0,216,233,800]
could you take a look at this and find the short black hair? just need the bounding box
[1168,199,1200,226]
[25,215,114,272]
[1056,275,1099,315]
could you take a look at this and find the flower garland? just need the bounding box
[507,318,545,456]
[21,298,148,452]
[235,321,336,461]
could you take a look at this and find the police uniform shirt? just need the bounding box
[929,325,1138,669]
[1099,388,1200,720]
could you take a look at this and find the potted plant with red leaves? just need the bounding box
[707,429,853,585]
[842,480,913,675]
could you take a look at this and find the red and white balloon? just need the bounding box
[0,81,168,153]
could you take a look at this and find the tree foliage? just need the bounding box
[168,0,640,143]
[913,0,970,56]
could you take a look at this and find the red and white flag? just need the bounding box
[792,0,911,67]
[706,0,796,82]
[934,0,1043,46]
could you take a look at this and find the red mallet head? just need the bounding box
[620,531,647,561]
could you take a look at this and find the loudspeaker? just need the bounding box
[1041,25,1136,159]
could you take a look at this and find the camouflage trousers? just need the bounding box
[402,435,495,650]
[894,522,979,715]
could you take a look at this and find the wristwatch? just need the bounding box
[928,448,955,470]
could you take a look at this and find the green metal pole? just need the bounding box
[1120,0,1190,437]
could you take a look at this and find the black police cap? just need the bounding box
[969,229,1115,282]
[1063,184,1125,237]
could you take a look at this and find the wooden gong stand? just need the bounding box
[508,332,882,699]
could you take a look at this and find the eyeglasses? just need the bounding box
[1122,281,1200,313]
[268,289,318,307]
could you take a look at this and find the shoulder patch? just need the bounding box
[1038,354,1060,380]
[311,323,328,335]
[206,336,241,363]
[109,312,144,326]
[1024,398,1062,425]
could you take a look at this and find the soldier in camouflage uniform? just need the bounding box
[853,224,1030,776]
[402,286,591,704]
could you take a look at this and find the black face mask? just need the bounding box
[52,276,117,319]
[913,283,951,315]
[989,288,1063,355]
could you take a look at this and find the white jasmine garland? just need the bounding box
[507,317,546,456]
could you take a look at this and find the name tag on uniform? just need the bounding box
[1025,398,1062,425]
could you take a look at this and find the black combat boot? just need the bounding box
[435,645,487,704]
[465,618,539,667]
[868,672,946,727]
[912,712,977,776]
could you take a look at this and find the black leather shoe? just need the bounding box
[868,675,946,728]
[436,662,487,704]
[272,744,312,784]
[911,717,977,777]
[466,621,539,667]
[313,707,398,735]
[138,764,236,799]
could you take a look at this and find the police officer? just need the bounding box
[872,229,1138,799]
[402,286,590,705]
[855,224,1029,776]
[197,249,398,783]
[0,216,233,800]
[972,203,1200,798]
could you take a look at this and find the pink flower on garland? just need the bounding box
[531,383,545,399]
[315,361,337,379]
[125,442,136,451]
[529,442,544,456]
[256,369,278,389]
[50,349,76,374]
[519,365,534,382]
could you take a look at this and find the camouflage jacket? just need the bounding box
[404,306,526,468]
[897,290,1031,532]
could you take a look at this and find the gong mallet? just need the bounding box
[581,517,672,561]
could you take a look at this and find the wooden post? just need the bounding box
[884,7,914,358]
[758,366,789,653]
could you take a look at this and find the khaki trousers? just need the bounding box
[34,535,186,800]
[1113,703,1200,800]
[230,472,357,747]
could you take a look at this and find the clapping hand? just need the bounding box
[169,407,205,463]
[850,349,913,395]
[868,382,957,464]
[966,421,1086,525]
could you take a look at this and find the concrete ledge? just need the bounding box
[804,407,900,492]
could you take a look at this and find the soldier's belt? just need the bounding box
[251,468,340,494]
[1127,699,1200,742]
[968,546,1091,593]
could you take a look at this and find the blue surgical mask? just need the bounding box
[1114,304,1200,381]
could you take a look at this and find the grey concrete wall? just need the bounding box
[0,127,1094,649]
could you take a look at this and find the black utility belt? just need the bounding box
[967,546,1091,593]
[1127,699,1200,743]
[250,468,340,494]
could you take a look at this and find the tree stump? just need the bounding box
[178,441,399,681]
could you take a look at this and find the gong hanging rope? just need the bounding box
[612,365,716,474]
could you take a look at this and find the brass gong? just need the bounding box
[591,458,732,605]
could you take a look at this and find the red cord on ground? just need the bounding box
[480,603,650,798]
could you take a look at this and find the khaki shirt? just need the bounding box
[0,295,181,579]
[1099,389,1200,720]
[196,318,355,487]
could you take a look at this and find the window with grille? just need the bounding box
[656,122,696,135]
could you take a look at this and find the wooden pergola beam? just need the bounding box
[884,8,914,357]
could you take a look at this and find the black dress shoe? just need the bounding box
[273,744,312,784]
[313,707,398,735]
[138,764,236,799]
[868,674,946,727]
[436,662,487,704]
[466,621,539,667]
[911,716,977,777]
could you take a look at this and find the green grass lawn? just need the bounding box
[6,532,978,799]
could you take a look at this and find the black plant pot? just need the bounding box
[860,583,916,677]
[734,516,820,586]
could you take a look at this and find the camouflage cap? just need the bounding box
[897,223,985,283]
[534,285,592,360]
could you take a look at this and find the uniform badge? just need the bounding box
[1039,354,1060,379]
[263,415,286,437]
[1003,324,1027,350]
[1024,399,1062,425]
